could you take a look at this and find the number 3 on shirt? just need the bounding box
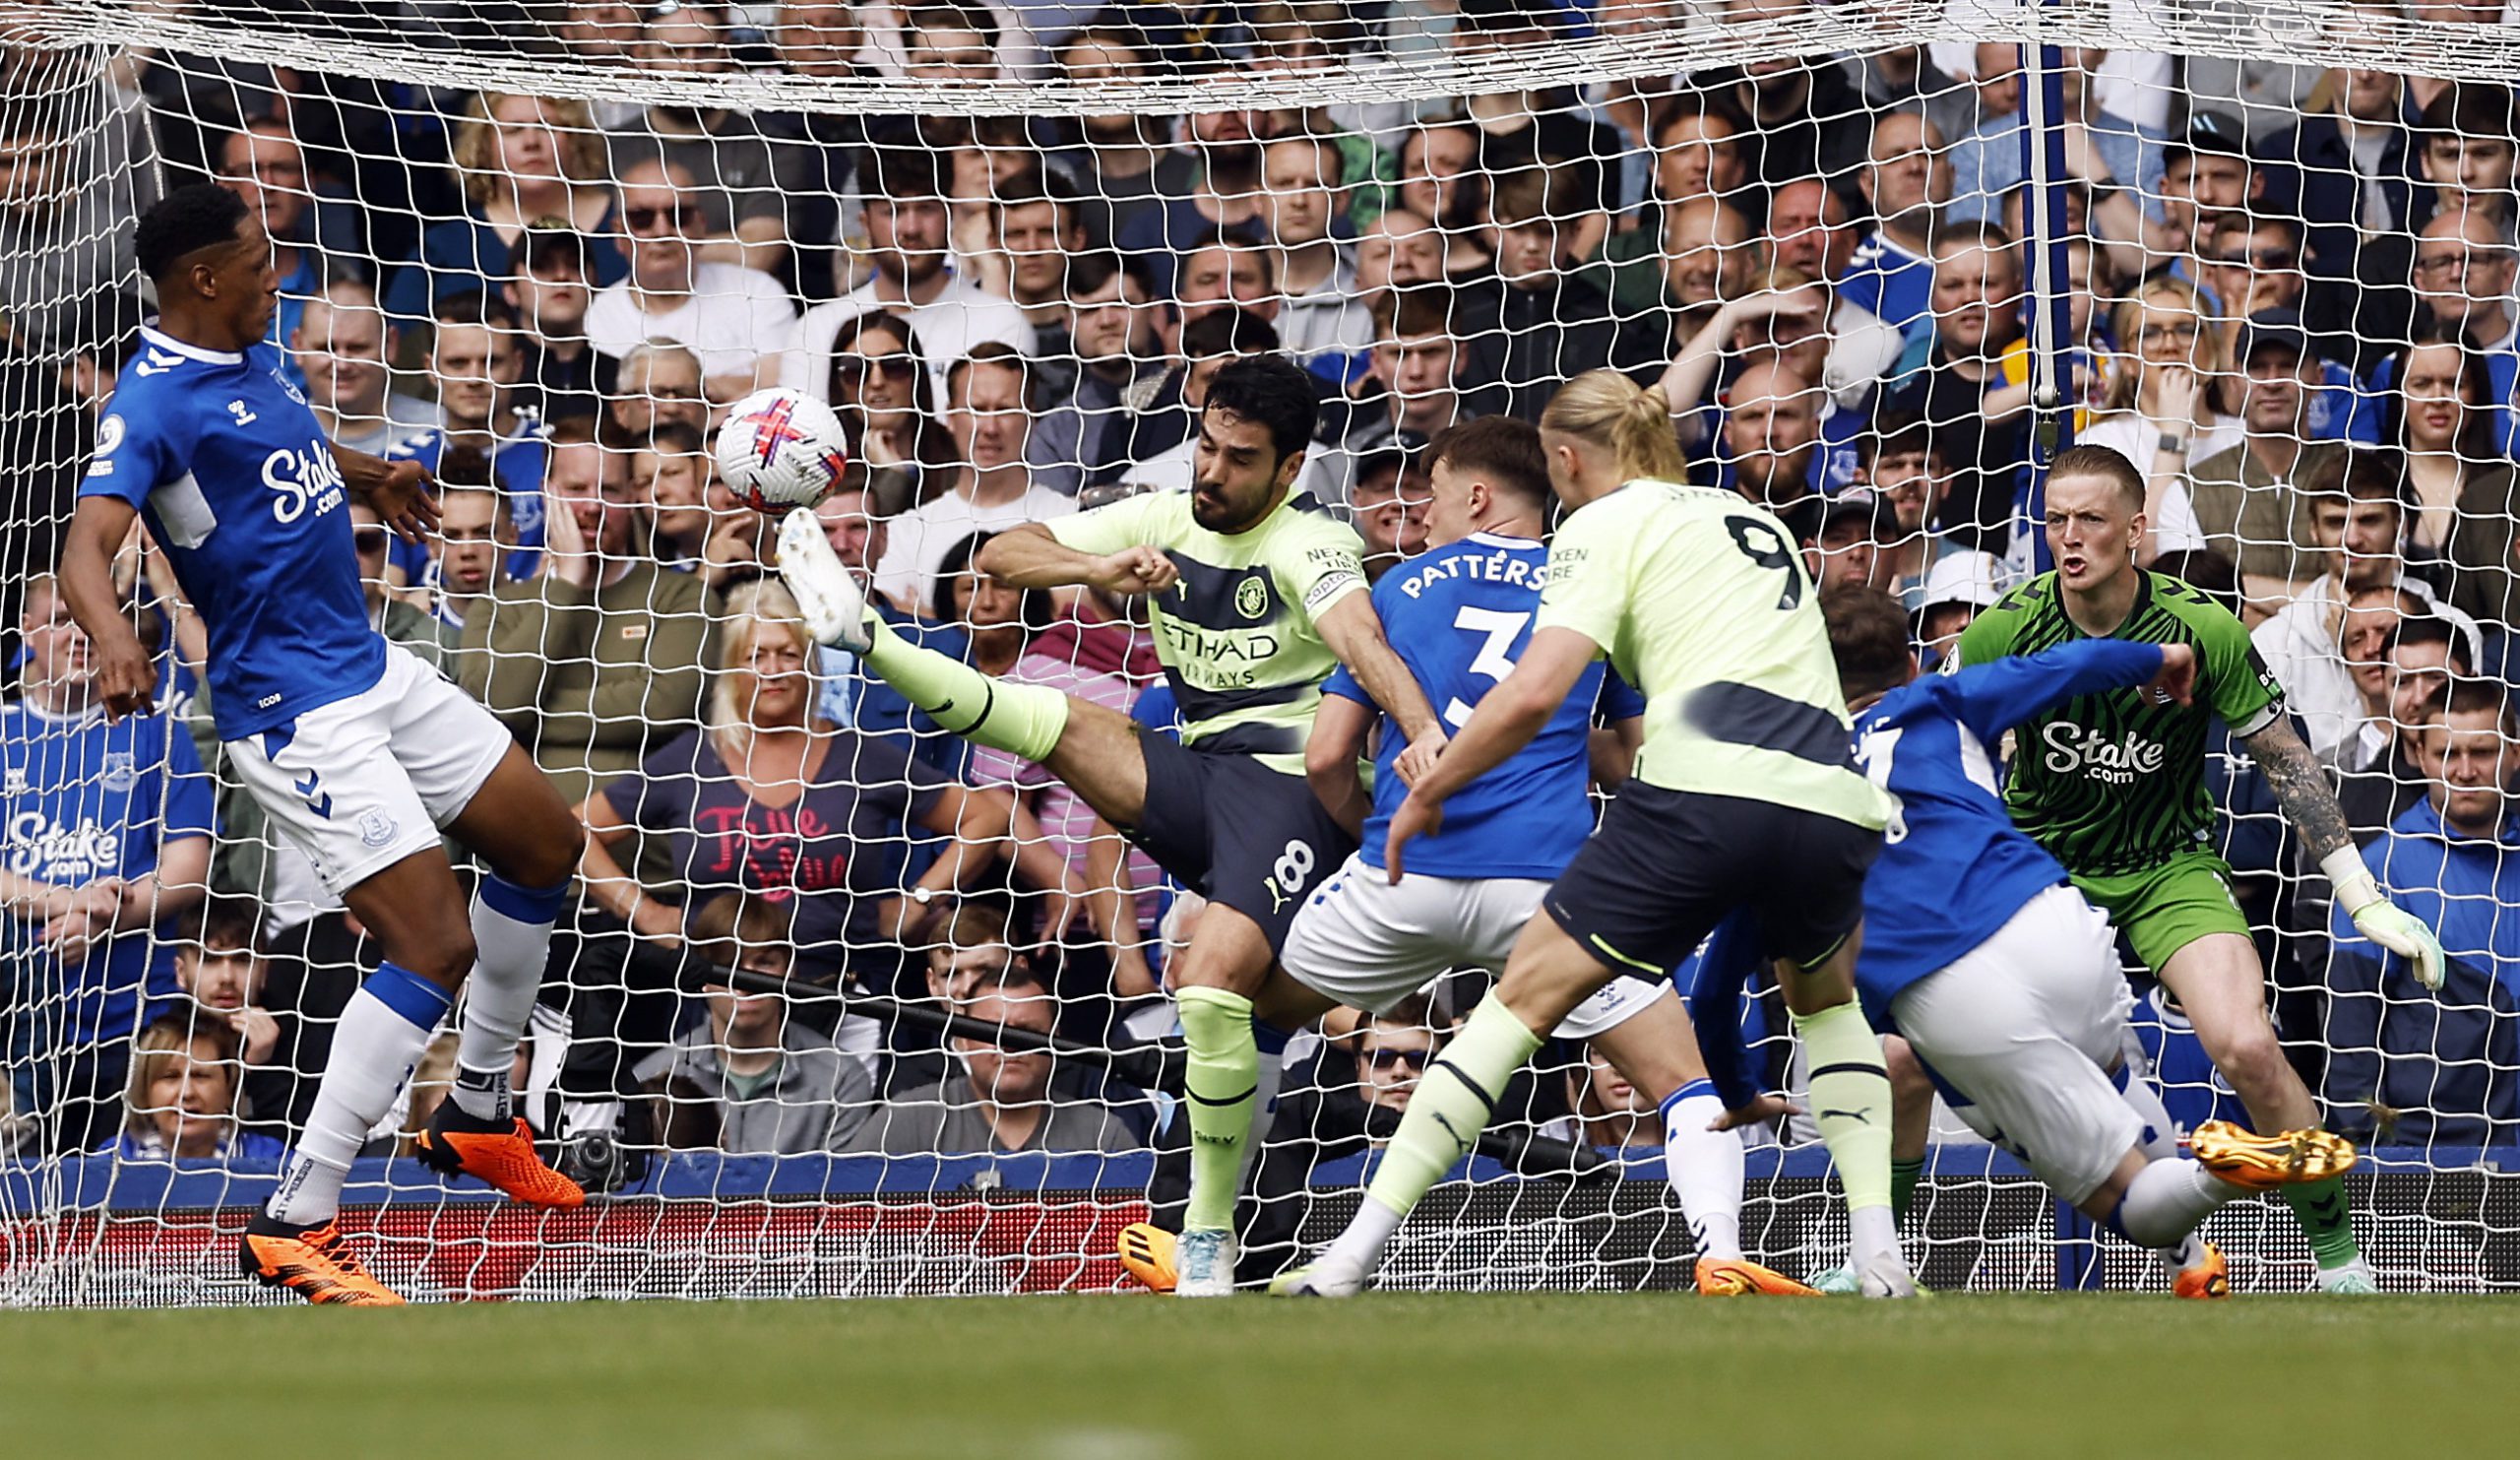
[1444,605,1531,729]
[1726,516,1804,610]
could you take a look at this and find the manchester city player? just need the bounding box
[1796,588,2356,1294]
[1269,417,1811,1299]
[781,355,1444,1296]
[56,184,588,1305]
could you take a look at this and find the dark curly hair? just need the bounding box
[135,183,251,285]
[1202,353,1319,462]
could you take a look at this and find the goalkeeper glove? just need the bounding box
[2322,846,2447,990]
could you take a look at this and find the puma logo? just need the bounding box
[1820,1109,1872,1125]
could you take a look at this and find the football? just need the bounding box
[714,386,851,512]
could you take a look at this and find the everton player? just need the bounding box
[56,184,587,1305]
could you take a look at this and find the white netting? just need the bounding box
[5,0,2520,1306]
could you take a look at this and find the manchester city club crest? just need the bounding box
[1234,576,1268,620]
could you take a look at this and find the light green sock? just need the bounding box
[1175,986,1259,1234]
[1361,993,1544,1221]
[1794,1000,1895,1215]
[862,617,1068,761]
[2283,1176,2361,1269]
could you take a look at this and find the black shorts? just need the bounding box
[1125,731,1357,953]
[1544,784,1879,976]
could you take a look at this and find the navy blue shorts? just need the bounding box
[1125,731,1357,954]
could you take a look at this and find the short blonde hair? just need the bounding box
[122,1017,234,1139]
[453,92,609,208]
[1540,368,1689,483]
[708,578,821,757]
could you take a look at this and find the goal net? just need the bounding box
[3,0,2519,1305]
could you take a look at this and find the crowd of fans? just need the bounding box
[5,0,2520,1180]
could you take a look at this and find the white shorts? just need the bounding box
[226,644,509,897]
[1277,852,1666,1043]
[1889,882,2142,1205]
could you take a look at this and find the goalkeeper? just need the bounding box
[780,354,1444,1297]
[1956,445,2443,1294]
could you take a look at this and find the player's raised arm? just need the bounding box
[1383,625,1595,879]
[56,495,156,720]
[1939,641,2195,743]
[1304,686,1377,838]
[335,441,439,543]
[978,518,1178,596]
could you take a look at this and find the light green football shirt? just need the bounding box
[1537,478,1888,829]
[1051,487,1367,774]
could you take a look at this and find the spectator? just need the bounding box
[943,534,1156,993]
[1050,28,1180,249]
[1355,208,1447,319]
[1811,490,1894,596]
[2387,335,2520,624]
[2076,276,2239,558]
[1396,121,1491,277]
[2200,220,2362,440]
[1665,265,1866,495]
[1885,224,2025,552]
[635,890,875,1155]
[609,340,712,444]
[1348,449,1428,580]
[579,580,1062,985]
[214,119,360,374]
[1025,251,1178,497]
[386,294,552,593]
[1758,177,1906,402]
[106,1017,286,1163]
[1703,0,1872,199]
[501,223,605,424]
[849,962,1146,1154]
[1170,235,1282,350]
[1716,359,1826,536]
[463,419,715,807]
[1854,43,1979,156]
[0,88,149,358]
[587,159,798,402]
[1945,46,2157,278]
[290,280,437,458]
[613,2,803,279]
[1913,549,2007,667]
[346,501,453,668]
[793,144,1034,403]
[389,92,623,321]
[171,896,335,1138]
[758,1,872,301]
[2368,207,2520,455]
[2323,680,2520,1147]
[4,574,213,1152]
[2255,62,2417,298]
[2253,452,2482,757]
[2337,614,2472,840]
[1839,111,1951,349]
[2187,312,2353,615]
[2155,111,2263,280]
[1456,165,1622,423]
[1858,413,1949,603]
[823,310,957,514]
[1634,197,1753,372]
[1351,1010,1441,1116]
[1542,1045,1664,1152]
[2414,84,2519,228]
[985,173,1088,397]
[1586,97,1750,318]
[802,486,977,770]
[872,344,1076,612]
[634,417,755,591]
[1259,136,1373,374]
[425,477,512,650]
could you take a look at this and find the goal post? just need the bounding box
[3,0,2519,1306]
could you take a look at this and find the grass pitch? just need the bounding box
[4,1293,2510,1459]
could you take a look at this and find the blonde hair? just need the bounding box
[122,1017,234,1140]
[453,92,609,208]
[709,578,822,759]
[2104,275,2224,413]
[1540,368,1690,483]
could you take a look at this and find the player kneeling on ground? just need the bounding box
[1780,587,2360,1293]
[1281,369,1919,1299]
[58,184,588,1305]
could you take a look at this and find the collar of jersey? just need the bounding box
[1466,531,1540,548]
[139,325,243,365]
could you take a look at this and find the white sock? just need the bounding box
[450,874,564,1122]
[1323,1193,1405,1272]
[2113,1065,2183,1161]
[1850,1203,1901,1271]
[266,964,449,1227]
[2116,1158,2245,1248]
[1660,1080,1744,1261]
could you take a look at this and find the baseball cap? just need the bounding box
[2236,308,2311,369]
[2166,110,2249,170]
[1820,488,1896,541]
[1917,550,2009,615]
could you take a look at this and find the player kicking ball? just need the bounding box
[1956,446,2442,1293]
[1787,587,2356,1295]
[780,355,1445,1296]
[57,184,588,1305]
[1259,417,1812,1298]
[1285,370,1920,1299]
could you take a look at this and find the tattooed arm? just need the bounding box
[2240,717,2353,860]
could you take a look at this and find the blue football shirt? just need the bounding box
[1,701,217,1047]
[384,415,551,587]
[78,327,387,740]
[1848,639,2166,1026]
[1321,533,1644,880]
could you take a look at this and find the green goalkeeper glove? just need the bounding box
[2323,847,2447,990]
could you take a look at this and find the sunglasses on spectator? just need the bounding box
[838,352,919,385]
[2216,248,2297,269]
[625,203,703,232]
[1364,1047,1430,1071]
[352,527,391,553]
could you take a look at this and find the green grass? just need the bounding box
[4,1294,2512,1459]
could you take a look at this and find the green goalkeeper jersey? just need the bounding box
[1955,568,2286,877]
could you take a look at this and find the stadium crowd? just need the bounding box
[3,0,2519,1188]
